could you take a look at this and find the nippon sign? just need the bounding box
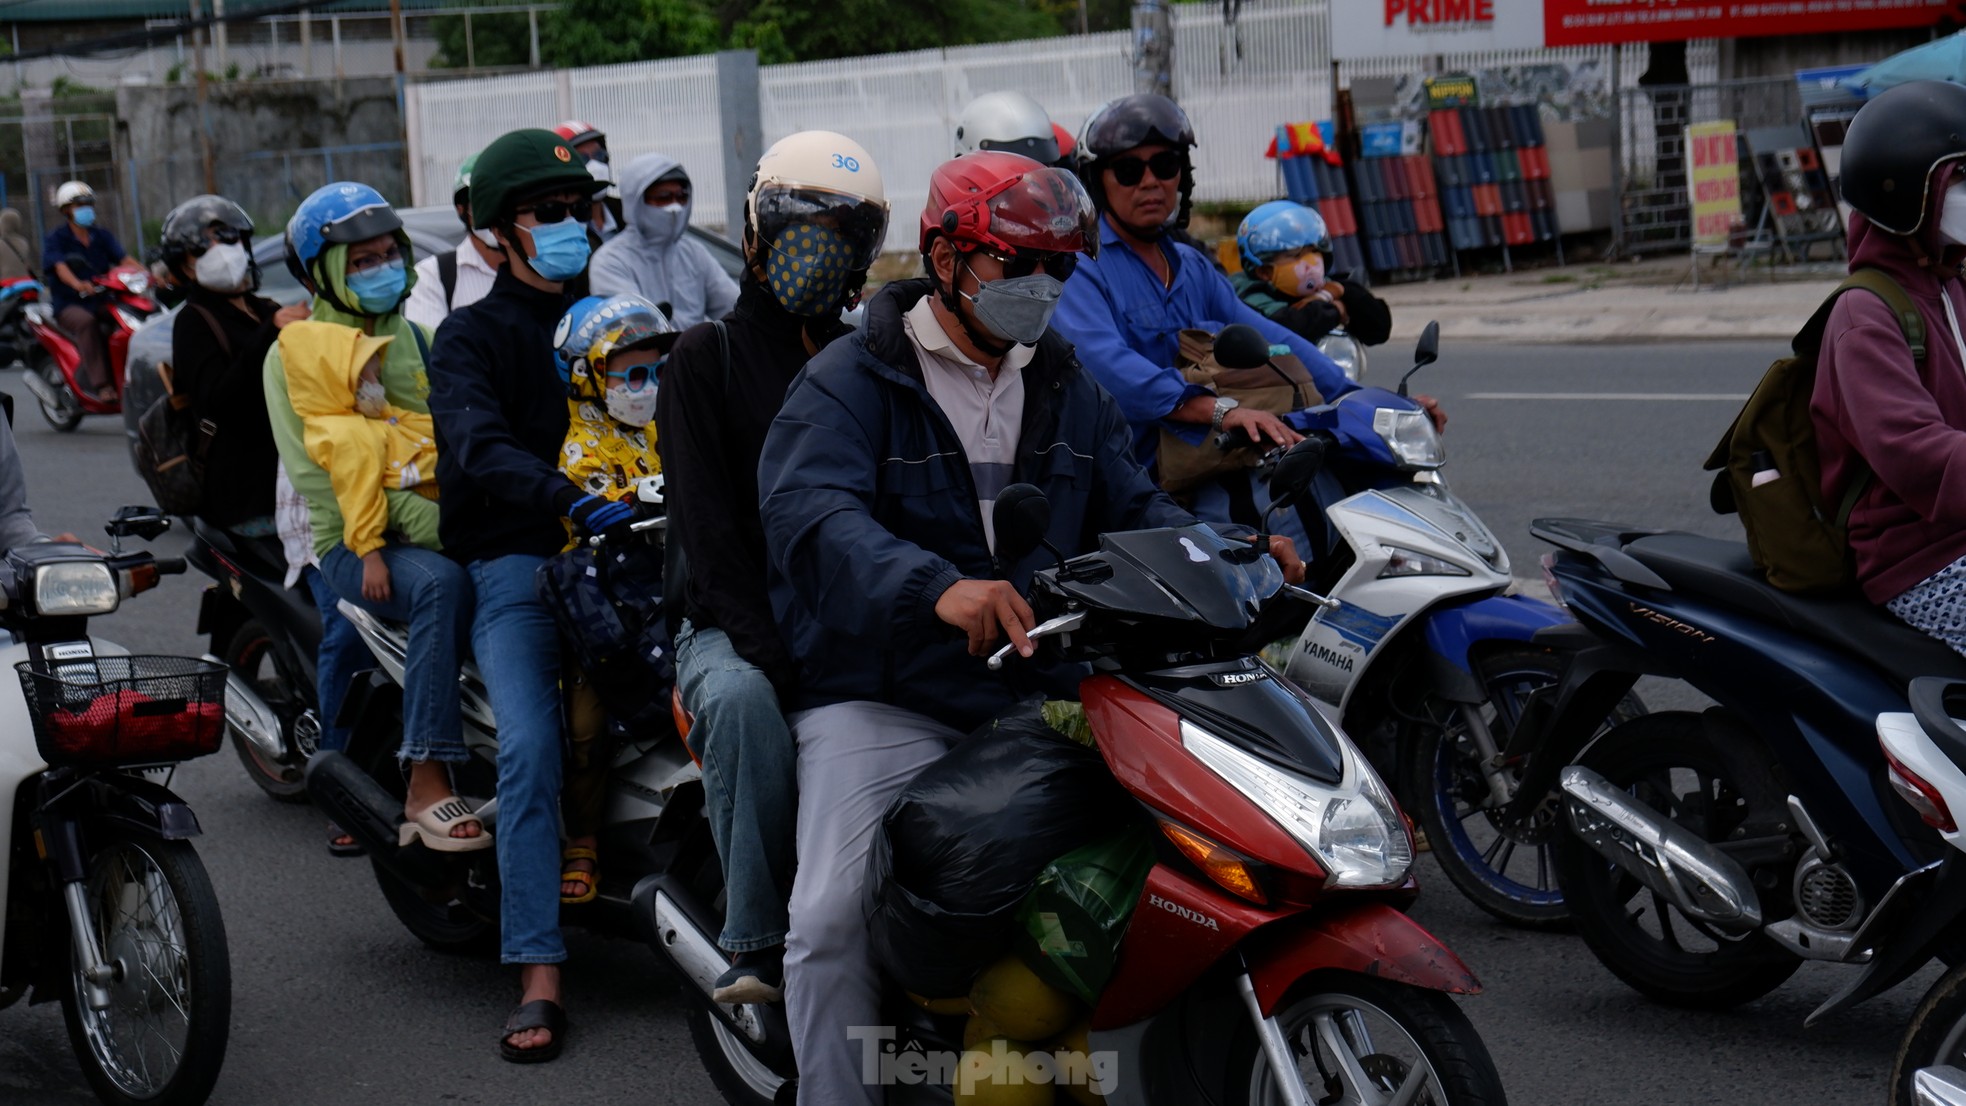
[1332,0,1544,60]
[1543,0,1949,47]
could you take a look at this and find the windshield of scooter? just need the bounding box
[1040,524,1282,635]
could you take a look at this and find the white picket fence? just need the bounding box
[405,1,1714,252]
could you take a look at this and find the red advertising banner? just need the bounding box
[1544,0,1949,47]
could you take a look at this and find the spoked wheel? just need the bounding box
[1553,711,1800,1009]
[1239,975,1506,1106]
[1890,961,1966,1106]
[58,833,230,1106]
[29,347,82,432]
[225,620,315,802]
[1402,647,1644,929]
[362,727,499,956]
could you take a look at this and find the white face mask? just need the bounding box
[1942,182,1966,247]
[605,381,657,427]
[355,378,387,419]
[471,228,502,252]
[193,241,251,292]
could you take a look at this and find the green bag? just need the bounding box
[1012,825,1157,1005]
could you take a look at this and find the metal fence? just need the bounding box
[1615,77,1801,256]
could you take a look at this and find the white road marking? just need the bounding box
[1464,392,1749,401]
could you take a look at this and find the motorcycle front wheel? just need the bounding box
[1890,960,1966,1106]
[1237,974,1507,1105]
[58,832,231,1106]
[29,346,82,432]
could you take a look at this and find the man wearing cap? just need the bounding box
[426,126,612,1065]
[588,152,738,328]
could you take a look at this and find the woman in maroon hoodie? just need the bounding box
[1816,79,1966,653]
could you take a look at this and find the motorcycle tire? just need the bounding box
[1401,646,1644,931]
[1553,710,1801,1009]
[361,731,499,957]
[687,1001,792,1106]
[29,347,81,433]
[225,619,312,803]
[58,831,231,1106]
[1233,974,1507,1106]
[1890,959,1966,1106]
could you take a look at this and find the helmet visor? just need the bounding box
[978,167,1100,259]
[754,185,889,271]
[320,201,403,245]
[977,133,1061,167]
[1083,95,1196,159]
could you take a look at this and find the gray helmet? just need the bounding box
[1841,80,1966,237]
[954,91,1059,166]
[160,194,259,290]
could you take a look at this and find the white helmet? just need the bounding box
[954,91,1059,165]
[745,131,889,273]
[55,180,94,209]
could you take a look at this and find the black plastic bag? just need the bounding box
[865,703,1134,998]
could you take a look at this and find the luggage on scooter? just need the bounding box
[866,705,1135,998]
[535,542,674,733]
[1012,825,1156,1004]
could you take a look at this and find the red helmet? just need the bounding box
[919,150,1098,260]
[553,120,605,148]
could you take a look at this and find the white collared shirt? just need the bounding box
[404,235,500,332]
[902,297,1034,553]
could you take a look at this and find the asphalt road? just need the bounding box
[0,342,1927,1106]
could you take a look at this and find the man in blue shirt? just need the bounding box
[42,180,137,400]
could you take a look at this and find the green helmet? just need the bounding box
[450,152,479,207]
[469,128,601,230]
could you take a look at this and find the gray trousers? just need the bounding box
[786,701,960,1106]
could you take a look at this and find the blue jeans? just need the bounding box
[676,620,796,953]
[467,553,566,966]
[318,543,472,764]
[303,565,369,753]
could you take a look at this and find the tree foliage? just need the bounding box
[430,7,536,69]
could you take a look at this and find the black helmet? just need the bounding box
[160,194,258,289]
[1076,93,1198,233]
[1841,80,1966,237]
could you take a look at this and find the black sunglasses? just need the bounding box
[985,249,1077,282]
[1107,150,1184,188]
[516,198,595,225]
[189,225,245,257]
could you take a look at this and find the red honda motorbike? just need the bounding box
[17,264,159,432]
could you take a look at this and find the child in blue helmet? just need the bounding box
[1231,199,1391,348]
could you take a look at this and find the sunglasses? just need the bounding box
[983,249,1077,282]
[1107,150,1184,188]
[607,358,663,390]
[190,225,245,257]
[516,198,595,225]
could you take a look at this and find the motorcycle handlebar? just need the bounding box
[584,515,667,549]
[155,557,187,576]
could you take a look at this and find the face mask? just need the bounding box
[346,258,408,315]
[193,241,251,292]
[472,228,502,251]
[1942,182,1966,247]
[765,222,854,316]
[605,380,658,426]
[522,218,591,282]
[355,378,387,419]
[1272,254,1326,299]
[73,205,96,228]
[634,200,688,247]
[961,266,1065,346]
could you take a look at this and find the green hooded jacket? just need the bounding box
[262,243,441,558]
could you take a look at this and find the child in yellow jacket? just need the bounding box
[279,319,440,603]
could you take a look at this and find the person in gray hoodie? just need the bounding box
[588,152,738,328]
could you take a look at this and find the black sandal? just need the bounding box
[327,820,366,858]
[498,998,567,1064]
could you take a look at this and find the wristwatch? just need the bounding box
[1210,395,1240,430]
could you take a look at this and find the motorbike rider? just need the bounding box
[658,130,886,1007]
[406,152,503,330]
[756,149,1303,1105]
[588,152,739,328]
[43,180,139,401]
[427,126,613,1064]
[955,90,1062,165]
[1815,79,1966,655]
[162,195,309,536]
[555,121,626,245]
[1232,199,1391,348]
[264,182,462,856]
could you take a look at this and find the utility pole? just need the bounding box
[389,0,409,181]
[1078,0,1089,35]
[1131,0,1172,97]
[190,0,215,193]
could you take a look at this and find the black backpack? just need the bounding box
[134,302,226,516]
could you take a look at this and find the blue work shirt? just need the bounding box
[42,222,127,313]
[1052,216,1356,466]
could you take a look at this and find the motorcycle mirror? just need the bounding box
[993,483,1056,565]
[105,505,170,542]
[1213,324,1274,370]
[1398,320,1442,398]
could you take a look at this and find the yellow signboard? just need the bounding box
[1688,120,1741,248]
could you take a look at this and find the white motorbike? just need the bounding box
[0,506,231,1106]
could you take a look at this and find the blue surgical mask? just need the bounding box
[73,205,96,228]
[346,258,408,315]
[523,218,591,282]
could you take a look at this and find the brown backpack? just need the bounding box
[1156,328,1324,499]
[1703,269,1920,594]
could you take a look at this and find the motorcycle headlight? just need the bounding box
[1373,407,1445,470]
[112,307,145,331]
[1317,332,1366,383]
[1181,720,1413,889]
[33,561,119,616]
[1378,544,1471,579]
[120,270,150,295]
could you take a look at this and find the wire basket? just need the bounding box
[17,655,228,768]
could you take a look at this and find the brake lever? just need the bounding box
[1285,584,1341,611]
[985,611,1087,671]
[585,515,667,548]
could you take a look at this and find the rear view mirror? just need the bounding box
[992,484,1052,564]
[106,505,170,542]
[1399,321,1442,397]
[1213,324,1274,370]
[1269,437,1327,505]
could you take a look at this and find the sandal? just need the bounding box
[398,796,493,852]
[498,998,566,1064]
[327,820,367,858]
[561,846,599,905]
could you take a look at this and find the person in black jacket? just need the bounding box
[162,195,307,533]
[427,127,612,1066]
[656,130,887,1008]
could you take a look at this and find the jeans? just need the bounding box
[303,565,370,753]
[467,553,566,966]
[676,620,796,953]
[784,702,958,1106]
[318,542,471,763]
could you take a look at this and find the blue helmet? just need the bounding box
[1236,200,1332,272]
[552,294,673,396]
[283,181,412,315]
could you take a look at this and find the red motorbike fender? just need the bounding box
[1244,900,1481,1014]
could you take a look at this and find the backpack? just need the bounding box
[536,539,675,734]
[1703,269,1923,594]
[436,250,458,310]
[1155,327,1323,500]
[134,302,226,516]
